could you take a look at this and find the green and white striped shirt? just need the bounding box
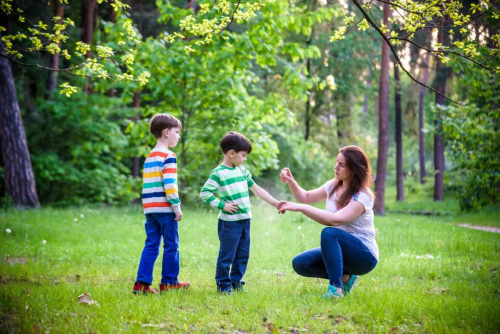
[200,165,255,221]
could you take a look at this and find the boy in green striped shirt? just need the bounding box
[200,131,284,293]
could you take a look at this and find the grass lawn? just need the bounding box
[1,199,499,333]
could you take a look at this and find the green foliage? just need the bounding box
[440,104,500,211]
[23,93,141,205]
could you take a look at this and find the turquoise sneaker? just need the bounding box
[321,285,344,299]
[342,275,358,294]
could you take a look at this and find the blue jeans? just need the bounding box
[136,213,179,285]
[292,227,378,288]
[216,219,251,292]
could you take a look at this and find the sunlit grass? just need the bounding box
[1,199,499,333]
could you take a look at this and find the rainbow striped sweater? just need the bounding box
[142,148,181,214]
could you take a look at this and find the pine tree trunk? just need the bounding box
[0,40,40,208]
[374,3,391,215]
[46,1,64,99]
[434,28,446,202]
[132,89,141,178]
[418,52,430,184]
[394,65,404,201]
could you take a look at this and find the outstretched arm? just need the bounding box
[278,201,365,226]
[280,168,327,204]
[250,184,285,209]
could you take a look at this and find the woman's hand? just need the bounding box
[278,202,303,214]
[280,168,295,184]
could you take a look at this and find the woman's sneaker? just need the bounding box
[321,285,344,299]
[159,282,190,293]
[342,275,358,294]
[133,282,158,295]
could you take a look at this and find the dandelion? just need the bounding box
[74,218,78,222]
[298,226,302,230]
[6,228,11,234]
[42,240,47,245]
[80,214,84,218]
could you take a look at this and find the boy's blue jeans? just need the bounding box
[216,218,251,292]
[292,227,377,288]
[136,213,179,285]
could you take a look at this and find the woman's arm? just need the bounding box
[278,201,365,226]
[280,168,327,204]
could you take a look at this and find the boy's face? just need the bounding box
[229,150,248,167]
[165,127,181,147]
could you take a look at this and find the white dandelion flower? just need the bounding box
[6,228,11,234]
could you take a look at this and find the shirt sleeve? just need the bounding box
[323,180,334,197]
[353,190,374,212]
[163,152,181,213]
[200,171,225,210]
[244,167,255,188]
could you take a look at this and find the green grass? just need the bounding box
[1,200,499,333]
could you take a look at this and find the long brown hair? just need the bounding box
[329,146,374,208]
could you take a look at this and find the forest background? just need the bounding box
[0,0,498,213]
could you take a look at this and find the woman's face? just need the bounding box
[335,153,352,181]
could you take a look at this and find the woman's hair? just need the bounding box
[329,145,374,208]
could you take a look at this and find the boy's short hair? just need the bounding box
[150,114,182,139]
[220,131,252,154]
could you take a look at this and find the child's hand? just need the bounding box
[223,202,239,214]
[278,202,302,214]
[275,200,287,213]
[280,168,294,184]
[174,211,183,221]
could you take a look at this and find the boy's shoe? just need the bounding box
[342,275,358,294]
[159,282,190,293]
[321,285,344,299]
[218,289,232,295]
[133,282,158,295]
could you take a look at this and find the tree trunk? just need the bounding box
[374,3,391,215]
[82,0,96,94]
[132,89,141,178]
[394,65,404,201]
[434,28,446,201]
[0,40,40,208]
[418,52,430,184]
[46,0,64,99]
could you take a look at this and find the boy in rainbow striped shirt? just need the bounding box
[200,132,284,294]
[133,114,190,294]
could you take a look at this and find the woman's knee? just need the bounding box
[292,256,307,275]
[321,227,340,240]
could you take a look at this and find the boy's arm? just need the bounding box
[200,173,240,213]
[200,172,225,210]
[250,184,284,209]
[163,153,181,215]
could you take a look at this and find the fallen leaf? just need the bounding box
[390,327,398,333]
[267,323,275,332]
[25,305,29,311]
[78,292,98,305]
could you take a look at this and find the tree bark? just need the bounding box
[394,65,404,201]
[0,39,40,208]
[46,0,64,99]
[362,68,371,114]
[82,0,96,94]
[434,28,447,201]
[374,3,391,215]
[418,52,430,184]
[132,89,141,178]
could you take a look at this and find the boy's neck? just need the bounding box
[155,137,170,150]
[221,156,236,168]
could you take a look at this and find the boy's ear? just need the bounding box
[163,128,169,137]
[228,149,235,157]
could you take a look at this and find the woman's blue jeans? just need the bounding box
[136,213,179,285]
[292,227,377,288]
[216,219,251,292]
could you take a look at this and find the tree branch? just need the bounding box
[218,0,241,35]
[389,37,496,71]
[351,0,463,105]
